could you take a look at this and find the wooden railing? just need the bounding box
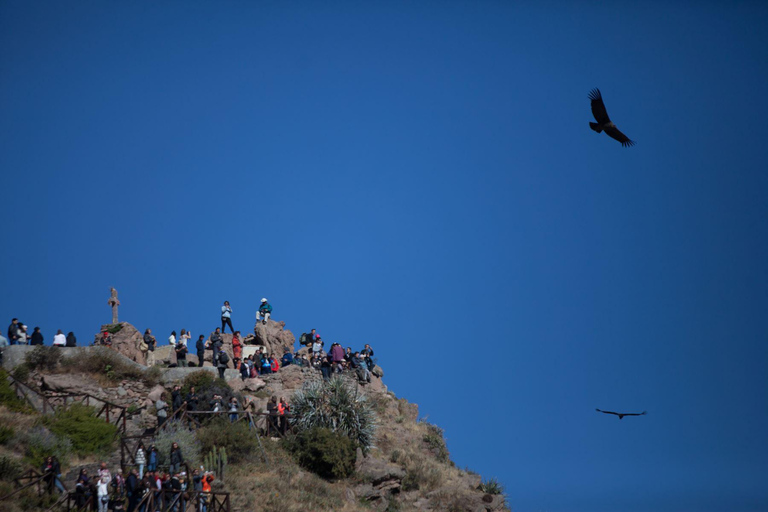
[42,392,127,436]
[44,493,93,512]
[134,489,230,512]
[0,468,67,502]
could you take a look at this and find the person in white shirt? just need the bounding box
[168,331,177,346]
[52,330,66,347]
[97,476,109,512]
[178,329,190,347]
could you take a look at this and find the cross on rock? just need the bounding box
[108,287,120,324]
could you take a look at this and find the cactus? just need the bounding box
[204,446,228,482]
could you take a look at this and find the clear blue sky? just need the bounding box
[2,2,767,511]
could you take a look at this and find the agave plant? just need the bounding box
[290,376,377,454]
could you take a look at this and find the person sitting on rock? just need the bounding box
[221,301,234,333]
[260,353,272,375]
[312,337,324,358]
[53,329,66,347]
[256,298,272,325]
[351,351,371,383]
[99,330,112,347]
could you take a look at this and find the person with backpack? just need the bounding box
[256,298,272,325]
[216,350,229,379]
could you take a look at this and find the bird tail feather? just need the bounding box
[589,122,602,133]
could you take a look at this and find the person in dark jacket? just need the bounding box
[7,318,19,345]
[30,327,44,346]
[175,342,188,367]
[171,385,183,417]
[195,334,206,367]
[125,469,139,512]
[65,332,77,347]
[209,328,223,361]
[169,442,184,475]
[266,396,280,435]
[281,348,293,367]
[186,387,199,412]
[216,350,229,379]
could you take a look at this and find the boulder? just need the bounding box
[356,457,406,486]
[147,385,166,402]
[253,320,295,357]
[93,323,146,365]
[228,377,266,393]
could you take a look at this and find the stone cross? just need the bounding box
[107,287,120,324]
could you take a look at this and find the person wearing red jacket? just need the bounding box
[232,331,243,368]
[269,353,280,373]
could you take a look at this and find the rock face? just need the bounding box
[93,323,146,365]
[253,319,295,356]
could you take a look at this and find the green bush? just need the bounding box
[290,376,377,454]
[479,477,505,495]
[60,349,143,383]
[421,422,449,463]
[105,324,124,334]
[42,403,116,456]
[180,370,235,416]
[154,419,201,469]
[24,346,61,371]
[283,427,356,480]
[0,369,33,413]
[10,363,30,384]
[0,426,14,445]
[0,455,23,481]
[17,425,72,465]
[195,416,259,464]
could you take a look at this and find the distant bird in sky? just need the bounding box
[588,88,636,147]
[596,408,647,420]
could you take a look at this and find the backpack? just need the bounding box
[299,333,309,345]
[218,351,229,364]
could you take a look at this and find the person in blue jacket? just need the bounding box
[256,298,272,325]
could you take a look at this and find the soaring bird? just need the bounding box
[588,88,635,147]
[596,408,646,420]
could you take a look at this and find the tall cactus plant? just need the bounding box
[204,446,228,482]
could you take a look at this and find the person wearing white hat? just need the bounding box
[256,298,272,325]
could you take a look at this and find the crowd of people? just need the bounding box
[45,450,217,512]
[3,318,77,348]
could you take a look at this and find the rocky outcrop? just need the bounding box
[93,323,146,365]
[252,319,295,356]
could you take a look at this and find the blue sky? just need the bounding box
[2,2,767,511]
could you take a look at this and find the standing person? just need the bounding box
[134,442,146,478]
[7,318,19,345]
[209,328,223,362]
[98,462,112,485]
[269,353,280,373]
[168,443,184,475]
[175,342,188,367]
[53,329,66,347]
[331,343,344,373]
[147,445,158,473]
[216,350,229,379]
[178,329,190,348]
[256,298,272,325]
[168,330,177,347]
[231,331,242,368]
[125,469,139,512]
[186,387,199,413]
[220,301,233,333]
[171,386,183,417]
[312,337,324,358]
[195,335,206,367]
[156,393,168,428]
[110,469,125,507]
[266,396,280,435]
[228,396,239,423]
[66,331,77,347]
[30,327,44,346]
[143,329,156,366]
[278,397,290,434]
[97,475,110,512]
[16,325,28,345]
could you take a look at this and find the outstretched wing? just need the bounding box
[604,125,636,147]
[589,88,611,124]
[621,411,647,417]
[595,408,619,416]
